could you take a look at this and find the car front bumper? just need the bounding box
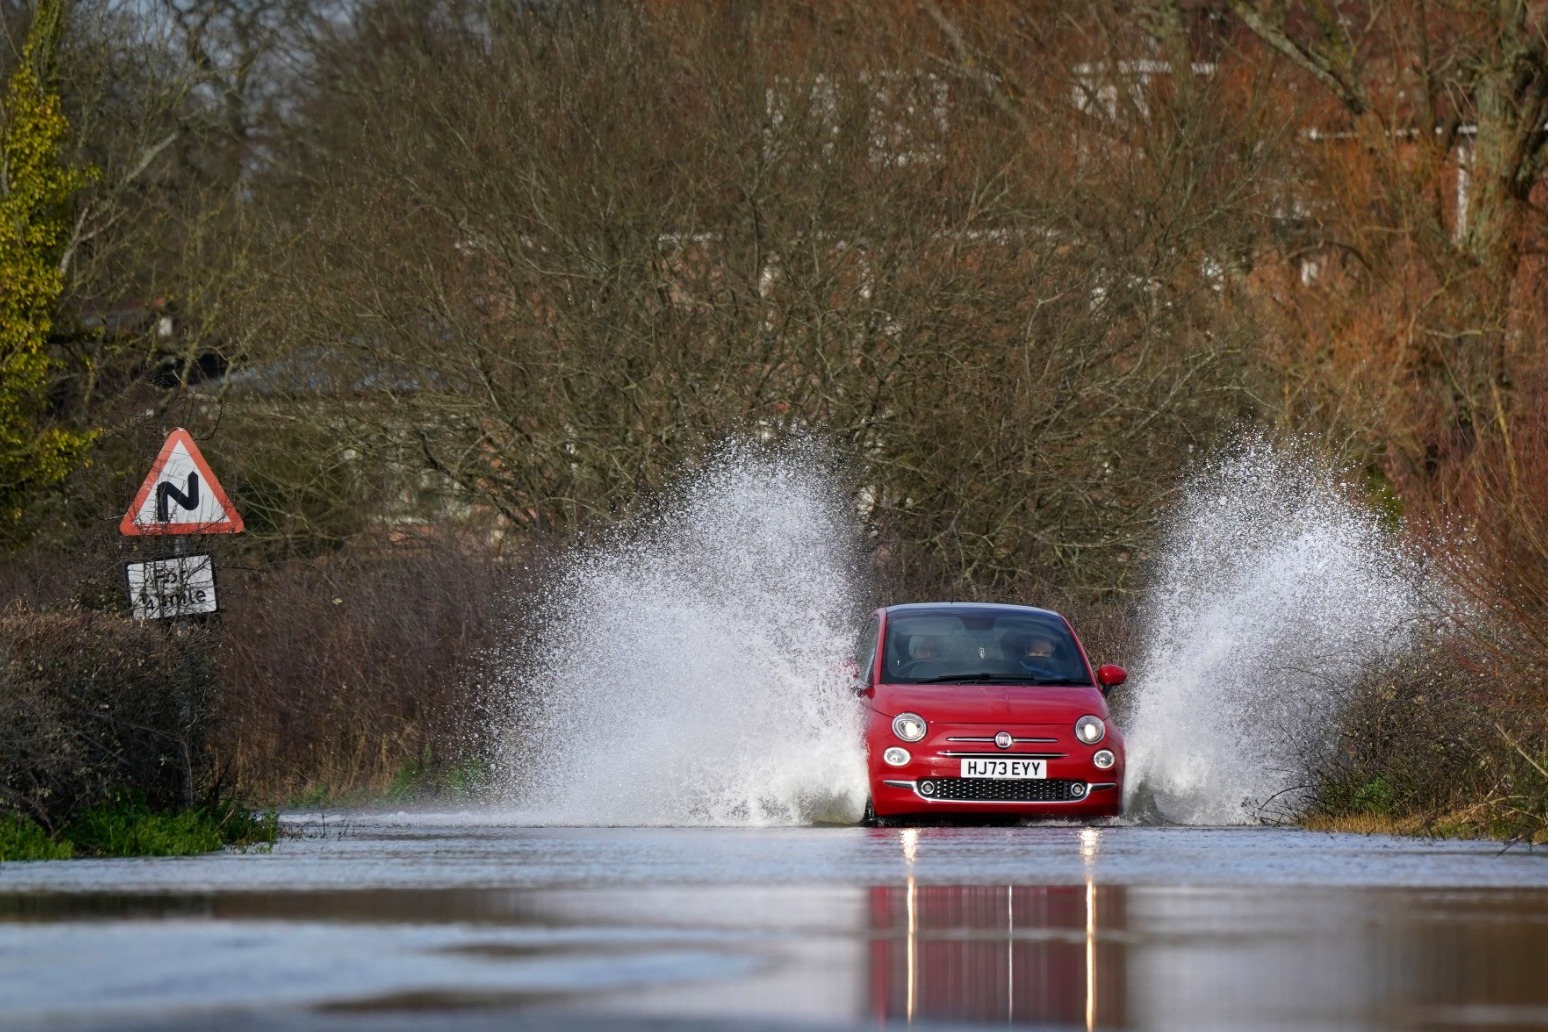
[872,776,1123,818]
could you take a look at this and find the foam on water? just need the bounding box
[1122,441,1443,824]
[492,442,868,826]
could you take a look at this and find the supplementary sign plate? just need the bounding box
[121,428,244,535]
[126,554,218,620]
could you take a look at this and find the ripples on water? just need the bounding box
[1122,441,1445,824]
[492,441,868,826]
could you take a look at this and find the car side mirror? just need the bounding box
[841,658,872,695]
[1096,664,1127,693]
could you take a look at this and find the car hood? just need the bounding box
[872,682,1111,725]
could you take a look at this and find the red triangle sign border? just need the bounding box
[120,428,245,536]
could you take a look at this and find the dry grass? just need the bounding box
[1300,812,1437,837]
[213,538,523,804]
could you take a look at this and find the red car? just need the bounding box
[856,602,1127,823]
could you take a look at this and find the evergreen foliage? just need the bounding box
[0,0,95,542]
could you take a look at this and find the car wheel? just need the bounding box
[861,797,898,828]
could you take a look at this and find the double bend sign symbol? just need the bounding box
[120,428,244,536]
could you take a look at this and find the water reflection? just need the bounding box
[9,825,1548,1030]
[12,880,1548,1029]
[860,879,1548,1030]
[867,882,1126,1028]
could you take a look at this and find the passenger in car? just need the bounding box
[912,636,944,662]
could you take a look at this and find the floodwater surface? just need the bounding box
[3,817,1548,1031]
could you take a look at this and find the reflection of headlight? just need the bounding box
[1093,749,1116,769]
[882,747,911,767]
[892,713,927,742]
[1075,716,1106,744]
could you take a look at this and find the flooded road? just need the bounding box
[4,819,1548,1031]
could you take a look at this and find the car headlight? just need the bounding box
[1093,749,1116,769]
[882,746,911,767]
[1075,715,1106,744]
[892,713,927,742]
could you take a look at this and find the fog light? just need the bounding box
[1070,783,1088,798]
[1093,749,1116,769]
[1075,716,1106,744]
[883,746,911,767]
[918,779,936,796]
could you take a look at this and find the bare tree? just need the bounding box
[214,1,1281,598]
[1225,0,1548,483]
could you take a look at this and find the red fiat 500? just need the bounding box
[856,602,1127,823]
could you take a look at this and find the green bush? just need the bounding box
[64,794,277,858]
[0,795,276,861]
[0,812,72,861]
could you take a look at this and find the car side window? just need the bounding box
[855,615,880,684]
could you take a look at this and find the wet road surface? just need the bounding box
[4,817,1548,1031]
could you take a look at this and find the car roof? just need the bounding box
[882,602,1066,621]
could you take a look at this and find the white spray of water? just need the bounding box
[1123,442,1444,824]
[493,443,868,826]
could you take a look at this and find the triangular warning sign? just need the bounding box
[120,428,244,536]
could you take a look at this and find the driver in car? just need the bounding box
[1003,632,1063,679]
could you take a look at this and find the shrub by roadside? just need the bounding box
[0,604,276,860]
[1308,635,1548,843]
[0,795,277,861]
[61,793,276,857]
[0,605,216,832]
[1314,388,1548,844]
[0,812,72,860]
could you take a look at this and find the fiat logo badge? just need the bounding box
[994,731,1012,749]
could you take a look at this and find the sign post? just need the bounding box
[121,429,243,620]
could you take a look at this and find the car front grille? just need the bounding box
[919,778,1080,802]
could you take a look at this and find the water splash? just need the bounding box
[492,442,868,826]
[1123,441,1443,824]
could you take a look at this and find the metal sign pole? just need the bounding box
[119,429,242,800]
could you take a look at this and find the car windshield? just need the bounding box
[881,610,1090,686]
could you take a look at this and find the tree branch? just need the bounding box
[1229,0,1371,116]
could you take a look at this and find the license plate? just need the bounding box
[960,758,1046,779]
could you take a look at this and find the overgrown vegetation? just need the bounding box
[0,811,71,860]
[0,604,277,860]
[62,793,276,857]
[1309,388,1548,843]
[0,794,276,861]
[0,606,217,832]
[4,2,1548,836]
[213,542,515,803]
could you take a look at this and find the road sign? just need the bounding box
[120,428,244,536]
[126,554,219,620]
